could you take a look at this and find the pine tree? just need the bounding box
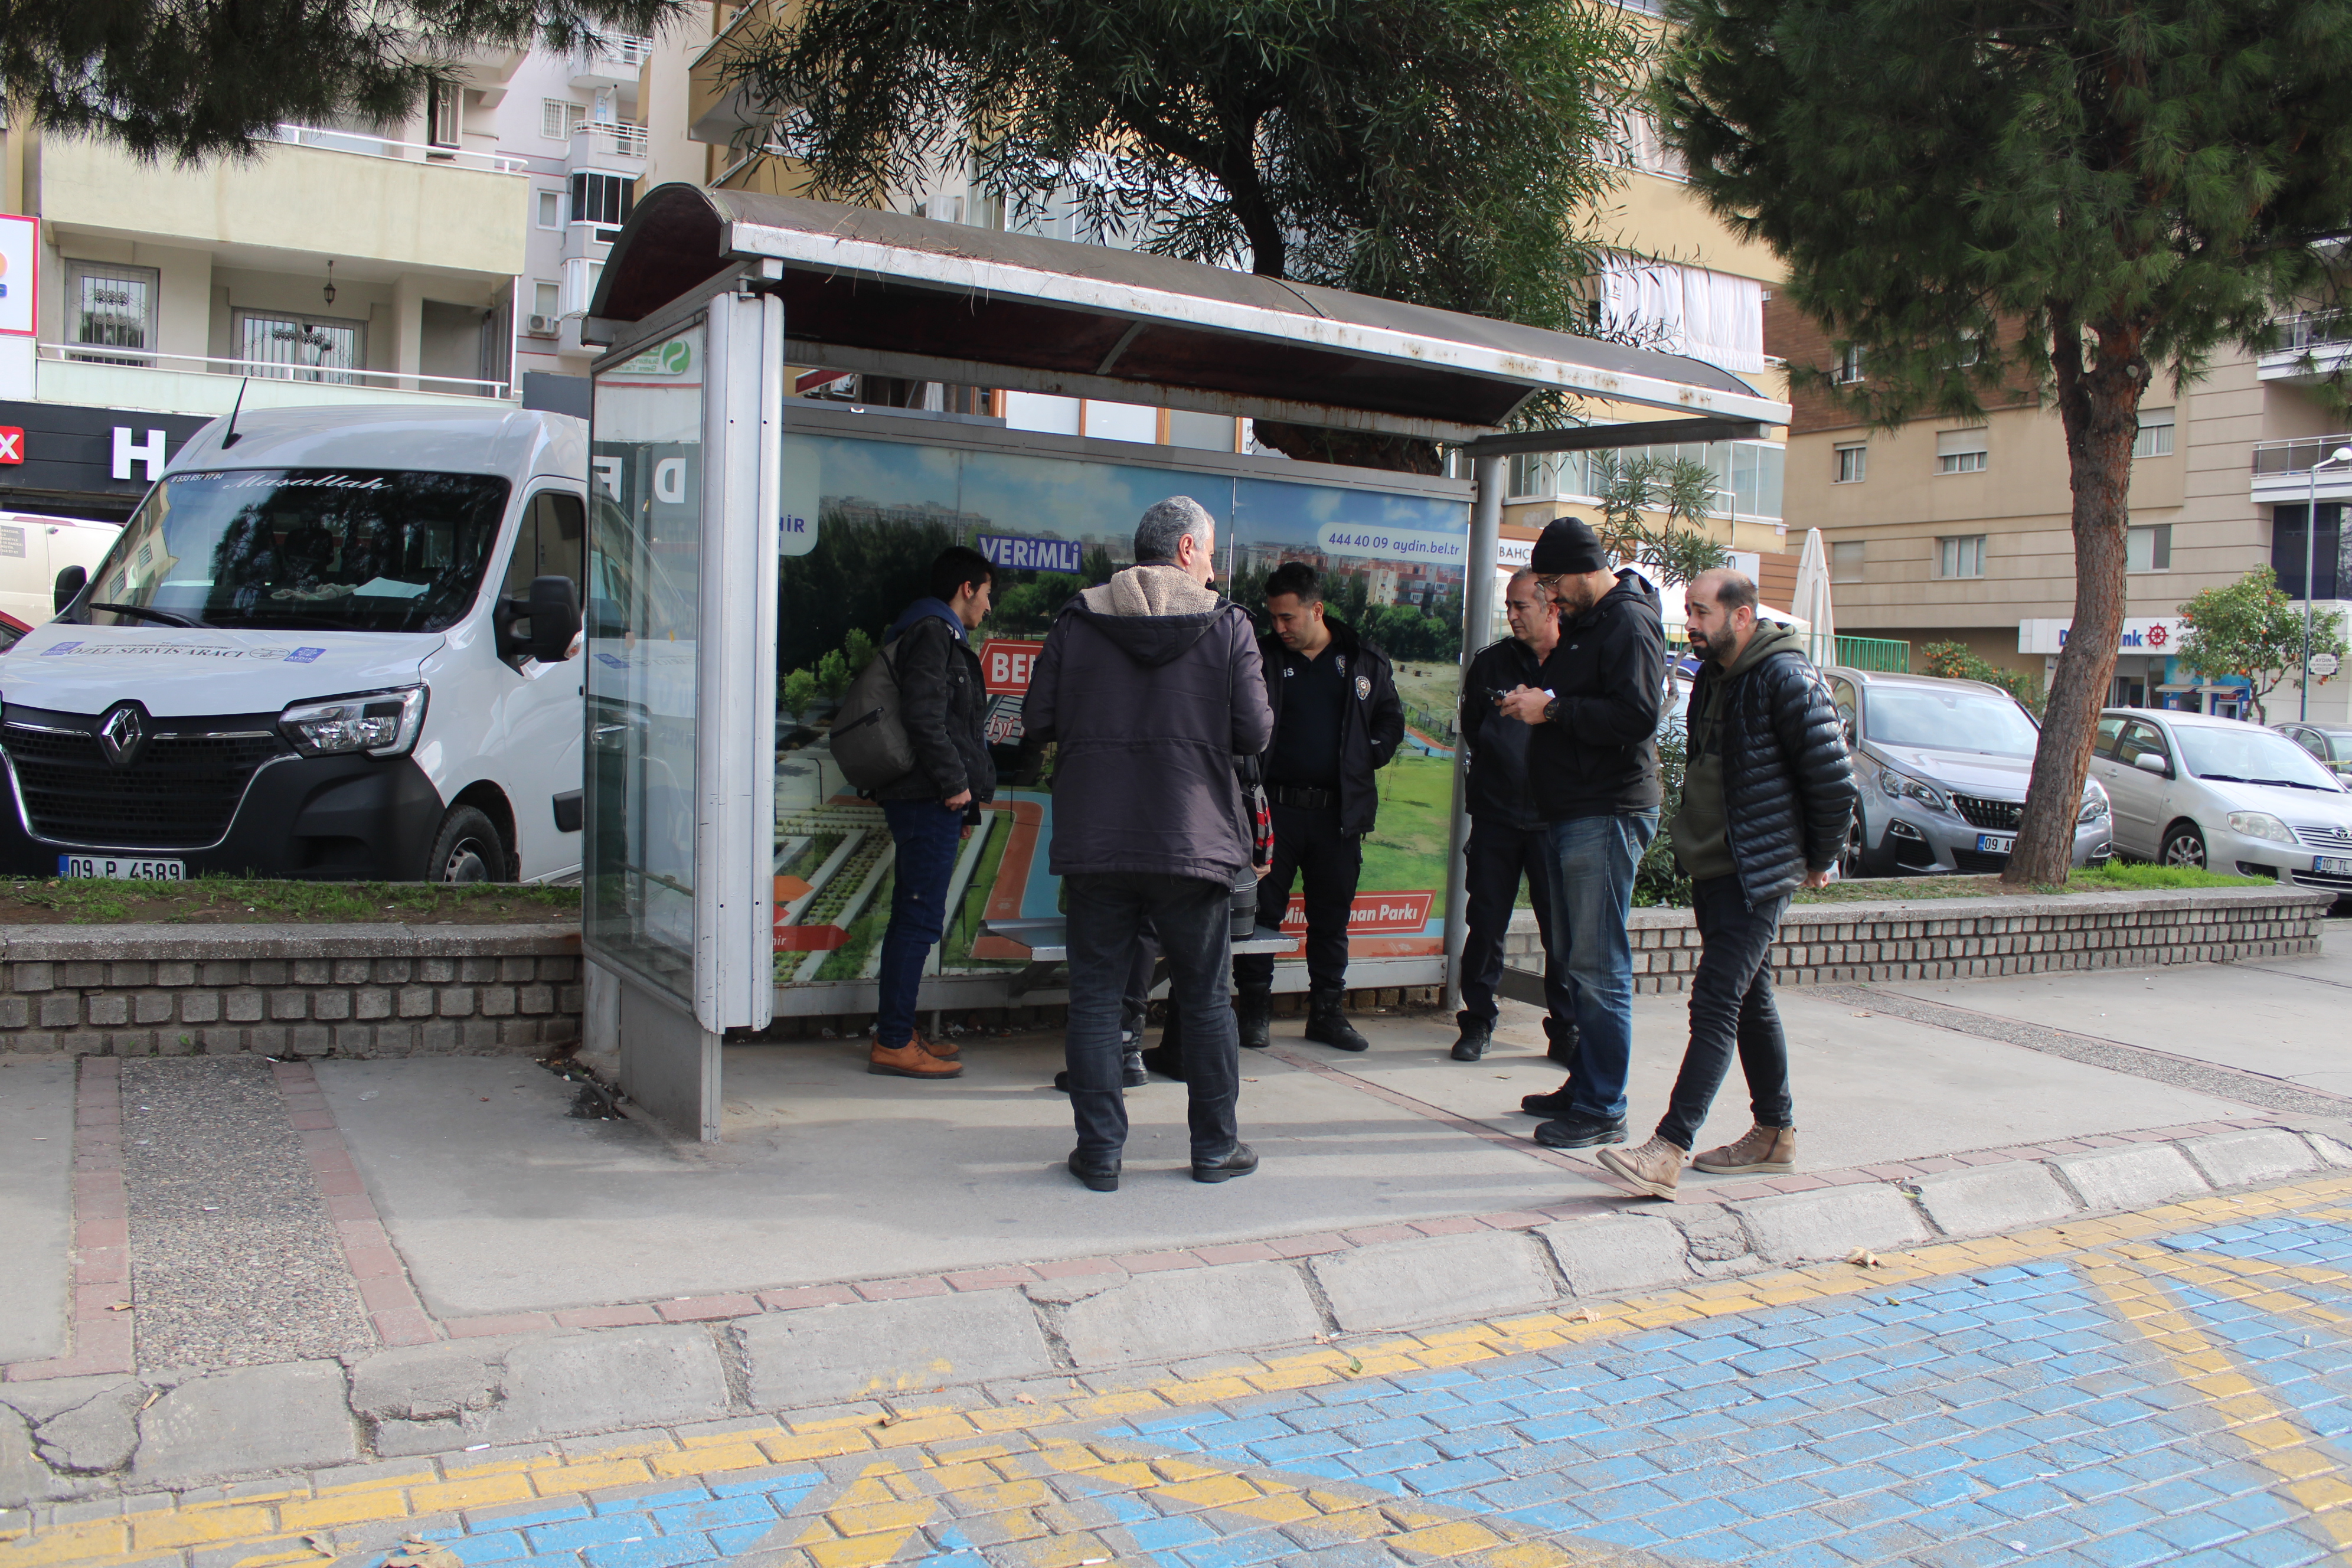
[716,0,1648,469]
[1657,0,2352,884]
[4,0,684,162]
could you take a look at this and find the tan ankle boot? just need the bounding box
[1596,1135,1685,1200]
[869,1038,963,1079]
[1691,1124,1796,1174]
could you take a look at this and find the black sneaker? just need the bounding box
[1520,1080,1577,1117]
[1533,1112,1628,1149]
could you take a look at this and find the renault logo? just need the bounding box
[96,703,146,767]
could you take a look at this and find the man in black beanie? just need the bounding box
[1497,517,1666,1150]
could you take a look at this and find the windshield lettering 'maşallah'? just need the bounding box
[89,468,511,634]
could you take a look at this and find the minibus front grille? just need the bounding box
[2,724,288,848]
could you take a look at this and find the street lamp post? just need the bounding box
[2304,443,2352,721]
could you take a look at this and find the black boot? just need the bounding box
[1544,1013,1579,1067]
[1140,999,1187,1080]
[1236,986,1273,1051]
[1304,986,1369,1053]
[1450,1011,1492,1062]
[1520,1076,1577,1116]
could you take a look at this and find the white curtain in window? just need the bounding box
[1596,260,1766,375]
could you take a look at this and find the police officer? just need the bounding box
[1235,562,1406,1053]
[1453,568,1579,1063]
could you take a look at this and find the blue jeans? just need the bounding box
[875,799,964,1048]
[1543,811,1657,1122]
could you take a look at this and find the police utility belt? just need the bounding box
[1268,783,1339,810]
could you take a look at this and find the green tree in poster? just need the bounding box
[816,648,851,701]
[783,668,820,719]
[844,627,877,674]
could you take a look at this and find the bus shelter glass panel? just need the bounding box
[586,324,705,997]
[771,423,1466,991]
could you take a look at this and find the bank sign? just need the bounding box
[2018,617,2185,656]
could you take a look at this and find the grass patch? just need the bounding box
[1791,863,2269,906]
[0,876,580,926]
[1361,752,1456,894]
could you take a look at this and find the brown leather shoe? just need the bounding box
[1691,1123,1796,1174]
[868,1038,962,1079]
[913,1029,959,1060]
[1596,1135,1686,1200]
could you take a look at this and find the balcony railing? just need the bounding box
[37,342,511,399]
[573,121,651,160]
[2273,312,2352,354]
[586,33,653,68]
[269,123,527,175]
[2252,433,2352,476]
[1835,636,1911,674]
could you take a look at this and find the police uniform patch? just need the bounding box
[1355,675,1371,700]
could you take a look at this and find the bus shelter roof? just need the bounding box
[589,186,1788,442]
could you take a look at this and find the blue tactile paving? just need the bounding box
[391,1210,2352,1568]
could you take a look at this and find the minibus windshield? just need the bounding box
[84,468,512,633]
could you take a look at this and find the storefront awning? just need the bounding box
[587,186,1789,442]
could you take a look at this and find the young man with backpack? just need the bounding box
[867,545,996,1080]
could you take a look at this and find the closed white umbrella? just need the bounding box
[1791,527,1837,668]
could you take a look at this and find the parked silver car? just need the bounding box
[2272,720,2352,783]
[2093,708,2352,895]
[1824,668,2112,877]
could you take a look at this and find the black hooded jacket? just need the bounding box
[1023,564,1273,882]
[1257,616,1406,837]
[1526,569,1667,820]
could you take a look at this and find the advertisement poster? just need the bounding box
[770,424,1469,988]
[0,215,35,338]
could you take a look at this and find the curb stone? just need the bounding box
[9,1120,2352,1503]
[1308,1231,1555,1334]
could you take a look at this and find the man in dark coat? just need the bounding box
[1233,562,1406,1054]
[1452,568,1578,1063]
[1498,518,1665,1148]
[869,545,997,1081]
[1597,569,1857,1200]
[1024,497,1272,1191]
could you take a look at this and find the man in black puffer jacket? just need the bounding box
[1596,569,1857,1201]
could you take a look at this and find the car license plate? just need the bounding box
[1976,834,2015,855]
[58,855,185,881]
[2317,855,2352,877]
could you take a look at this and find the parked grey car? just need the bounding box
[2272,720,2352,783]
[1824,667,2113,877]
[2095,708,2352,896]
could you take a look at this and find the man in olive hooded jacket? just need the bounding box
[1597,569,1856,1201]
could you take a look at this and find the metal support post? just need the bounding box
[1443,455,1505,1014]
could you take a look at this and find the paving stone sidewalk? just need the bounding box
[9,1172,2352,1568]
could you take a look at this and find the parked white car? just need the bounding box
[2090,708,2352,897]
[0,509,123,643]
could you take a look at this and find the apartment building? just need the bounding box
[1767,296,2352,723]
[0,27,695,520]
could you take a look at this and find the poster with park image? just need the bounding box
[769,423,1470,989]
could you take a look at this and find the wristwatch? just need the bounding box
[1543,697,1561,725]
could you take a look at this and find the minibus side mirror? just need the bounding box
[53,565,86,616]
[527,576,581,663]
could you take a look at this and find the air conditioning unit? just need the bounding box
[525,314,562,337]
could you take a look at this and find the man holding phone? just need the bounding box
[1451,569,1579,1063]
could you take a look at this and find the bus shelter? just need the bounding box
[581,185,1788,1139]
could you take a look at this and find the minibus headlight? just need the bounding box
[279,686,427,758]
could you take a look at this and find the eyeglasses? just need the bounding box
[1533,573,1567,592]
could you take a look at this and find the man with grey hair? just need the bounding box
[1024,496,1272,1191]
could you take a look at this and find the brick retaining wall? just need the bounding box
[1504,885,2333,994]
[0,925,581,1056]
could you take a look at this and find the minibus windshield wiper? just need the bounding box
[91,602,206,629]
